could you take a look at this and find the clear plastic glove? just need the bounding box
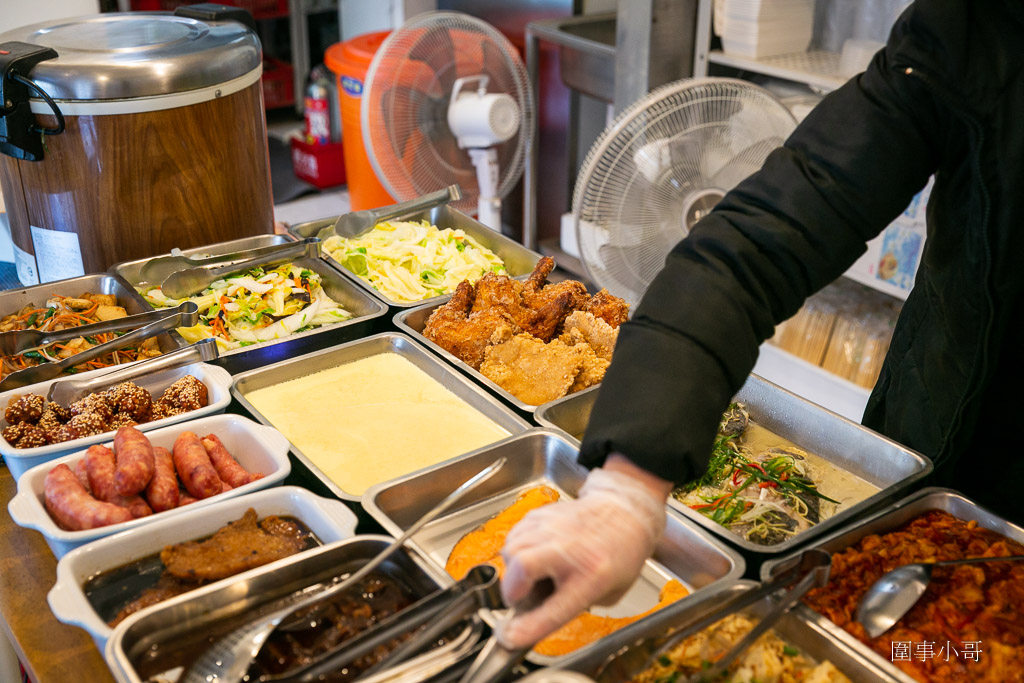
[497,465,668,648]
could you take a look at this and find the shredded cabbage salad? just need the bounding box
[139,263,352,351]
[322,219,506,303]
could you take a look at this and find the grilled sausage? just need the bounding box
[44,463,133,531]
[201,434,257,488]
[144,446,179,513]
[72,458,92,493]
[85,445,153,519]
[113,425,155,496]
[172,431,221,499]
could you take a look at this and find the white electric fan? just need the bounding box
[361,11,534,231]
[573,78,798,305]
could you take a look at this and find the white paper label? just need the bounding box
[30,225,85,283]
[14,243,40,286]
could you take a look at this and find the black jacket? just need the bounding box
[579,0,1024,521]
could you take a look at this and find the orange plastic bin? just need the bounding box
[325,32,396,211]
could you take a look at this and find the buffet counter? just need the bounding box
[0,466,114,683]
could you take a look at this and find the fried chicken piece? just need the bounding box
[569,343,610,393]
[424,280,519,369]
[161,508,309,581]
[559,311,620,361]
[518,257,590,341]
[583,288,629,328]
[480,334,582,405]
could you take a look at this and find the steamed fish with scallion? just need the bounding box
[322,219,506,303]
[139,264,352,351]
[674,404,878,546]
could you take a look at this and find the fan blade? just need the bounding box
[408,25,457,95]
[708,137,784,190]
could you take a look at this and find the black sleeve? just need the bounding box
[578,17,944,484]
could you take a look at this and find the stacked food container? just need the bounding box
[1,194,1020,683]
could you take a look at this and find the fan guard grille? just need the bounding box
[361,11,534,215]
[573,78,796,305]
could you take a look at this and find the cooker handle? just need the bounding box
[173,3,256,33]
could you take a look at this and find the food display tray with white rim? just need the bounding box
[7,413,291,558]
[230,331,531,502]
[0,361,232,480]
[104,536,481,683]
[288,204,542,309]
[758,487,1024,683]
[528,373,932,555]
[109,235,389,375]
[362,428,746,668]
[393,300,607,415]
[561,580,901,682]
[47,485,359,651]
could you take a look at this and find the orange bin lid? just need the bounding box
[325,31,391,74]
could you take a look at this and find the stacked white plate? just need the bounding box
[720,0,814,59]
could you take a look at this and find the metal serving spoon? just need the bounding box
[181,456,507,683]
[317,184,462,240]
[857,554,1024,638]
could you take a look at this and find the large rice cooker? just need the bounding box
[0,8,273,285]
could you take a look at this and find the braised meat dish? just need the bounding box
[803,510,1024,683]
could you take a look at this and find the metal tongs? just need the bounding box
[42,338,218,406]
[181,456,508,683]
[317,185,462,240]
[258,565,504,683]
[158,238,321,299]
[597,549,832,683]
[140,240,317,285]
[0,303,200,357]
[0,302,199,392]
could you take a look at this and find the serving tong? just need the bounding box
[0,303,196,357]
[0,302,199,392]
[594,548,832,683]
[317,184,462,240]
[153,238,322,300]
[181,456,508,683]
[41,337,218,406]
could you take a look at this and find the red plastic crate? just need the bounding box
[261,57,295,110]
[291,137,346,189]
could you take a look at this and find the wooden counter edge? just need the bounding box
[1,465,115,683]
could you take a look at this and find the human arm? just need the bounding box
[579,9,945,483]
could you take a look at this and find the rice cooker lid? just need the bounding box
[0,13,261,101]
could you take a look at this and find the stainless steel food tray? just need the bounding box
[530,372,932,555]
[362,428,746,668]
[534,384,599,440]
[104,535,479,683]
[0,272,181,356]
[561,581,900,681]
[110,235,388,374]
[231,332,531,501]
[394,301,602,415]
[759,487,1024,683]
[289,204,542,308]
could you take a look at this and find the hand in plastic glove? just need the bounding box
[497,454,673,648]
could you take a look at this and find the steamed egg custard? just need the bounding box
[245,353,510,495]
